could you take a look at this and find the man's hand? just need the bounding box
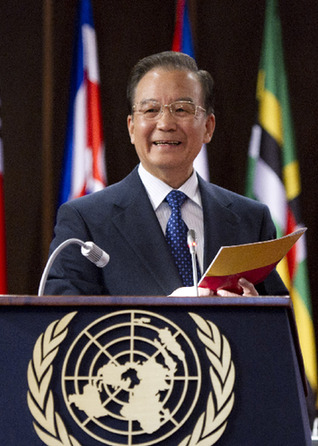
[169,278,258,297]
[216,278,259,297]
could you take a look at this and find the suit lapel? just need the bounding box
[111,169,182,294]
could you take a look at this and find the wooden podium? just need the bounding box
[0,295,312,445]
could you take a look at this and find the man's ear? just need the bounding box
[127,115,135,144]
[203,113,216,144]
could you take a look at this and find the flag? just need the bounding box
[172,0,210,181]
[0,98,7,293]
[59,0,106,205]
[246,0,317,400]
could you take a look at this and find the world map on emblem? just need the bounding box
[61,310,202,445]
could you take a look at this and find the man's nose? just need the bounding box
[157,105,177,129]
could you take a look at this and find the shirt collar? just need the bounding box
[138,163,202,210]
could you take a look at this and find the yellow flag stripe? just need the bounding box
[283,160,301,201]
[278,258,317,393]
[291,287,318,392]
[277,257,291,290]
[257,71,283,146]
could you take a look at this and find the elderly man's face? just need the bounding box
[127,68,215,188]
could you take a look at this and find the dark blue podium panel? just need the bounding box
[0,296,311,446]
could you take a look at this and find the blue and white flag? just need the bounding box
[60,0,106,205]
[172,0,210,181]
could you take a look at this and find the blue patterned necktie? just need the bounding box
[165,190,194,286]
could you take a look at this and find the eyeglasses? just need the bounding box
[132,100,206,121]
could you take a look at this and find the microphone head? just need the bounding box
[81,242,110,268]
[187,229,197,254]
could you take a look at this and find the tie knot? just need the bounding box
[165,190,187,210]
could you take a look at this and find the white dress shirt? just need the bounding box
[138,163,204,272]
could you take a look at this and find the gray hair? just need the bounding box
[127,51,214,114]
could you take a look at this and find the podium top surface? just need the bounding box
[0,294,292,308]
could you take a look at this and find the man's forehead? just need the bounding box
[138,67,199,83]
[134,68,202,100]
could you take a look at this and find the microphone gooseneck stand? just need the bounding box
[38,238,110,296]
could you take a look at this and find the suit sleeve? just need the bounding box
[44,202,106,295]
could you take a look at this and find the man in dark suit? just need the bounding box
[45,51,287,297]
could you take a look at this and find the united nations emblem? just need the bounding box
[27,310,235,445]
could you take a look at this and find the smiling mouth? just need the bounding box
[153,141,181,146]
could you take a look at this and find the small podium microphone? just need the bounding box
[38,238,110,296]
[187,229,199,297]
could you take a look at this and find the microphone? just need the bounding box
[38,238,110,296]
[187,229,199,296]
[80,241,110,267]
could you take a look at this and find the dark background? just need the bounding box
[0,1,317,336]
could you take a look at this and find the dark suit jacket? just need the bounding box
[45,166,288,296]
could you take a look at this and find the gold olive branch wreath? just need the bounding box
[27,311,80,446]
[178,313,235,446]
[27,312,235,446]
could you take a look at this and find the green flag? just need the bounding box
[246,0,317,402]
